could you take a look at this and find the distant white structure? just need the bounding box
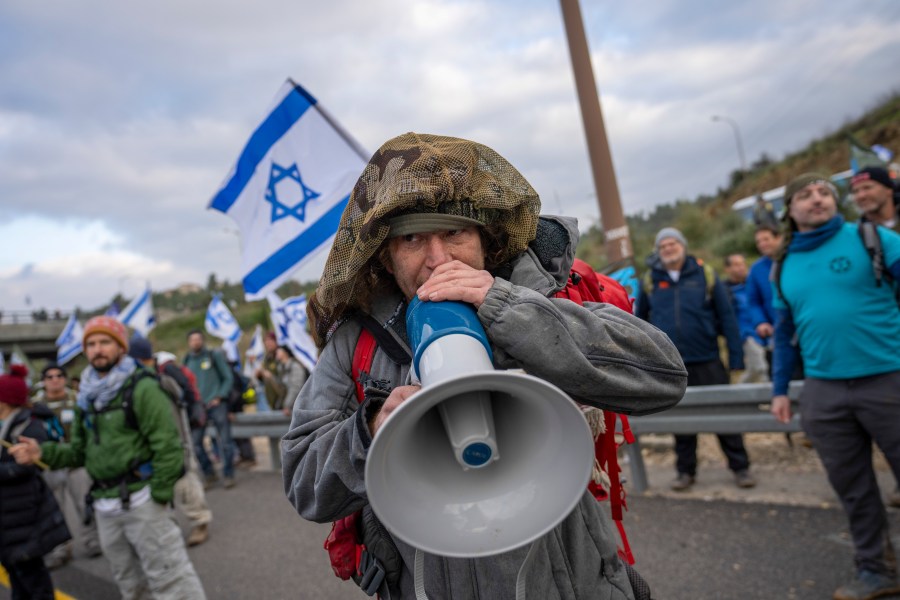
[732,169,854,222]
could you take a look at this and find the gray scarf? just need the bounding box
[77,355,138,412]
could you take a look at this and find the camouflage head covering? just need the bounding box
[308,132,541,344]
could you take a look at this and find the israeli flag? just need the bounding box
[205,296,242,343]
[104,301,120,318]
[267,292,317,372]
[119,285,156,337]
[55,313,84,366]
[246,324,265,364]
[221,339,241,364]
[209,79,369,300]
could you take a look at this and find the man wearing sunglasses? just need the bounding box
[32,364,102,568]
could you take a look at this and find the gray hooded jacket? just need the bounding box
[282,217,687,599]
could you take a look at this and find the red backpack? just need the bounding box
[552,258,636,565]
[323,258,639,593]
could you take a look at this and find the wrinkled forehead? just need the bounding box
[658,237,684,249]
[796,180,836,197]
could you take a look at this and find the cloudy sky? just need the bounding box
[1,0,899,313]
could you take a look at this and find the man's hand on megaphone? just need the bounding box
[417,261,494,308]
[370,385,421,436]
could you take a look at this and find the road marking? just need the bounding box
[0,564,77,600]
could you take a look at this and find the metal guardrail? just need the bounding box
[623,380,804,492]
[231,412,292,470]
[232,381,805,491]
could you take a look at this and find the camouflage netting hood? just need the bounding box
[309,132,542,345]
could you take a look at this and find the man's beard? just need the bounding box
[92,357,118,373]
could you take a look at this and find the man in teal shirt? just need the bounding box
[770,173,900,600]
[184,330,235,489]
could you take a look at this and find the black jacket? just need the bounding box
[0,408,71,564]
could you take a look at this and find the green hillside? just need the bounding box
[577,92,900,273]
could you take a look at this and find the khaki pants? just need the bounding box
[172,406,212,527]
[44,467,101,558]
[96,500,206,600]
[174,461,211,526]
[738,338,770,384]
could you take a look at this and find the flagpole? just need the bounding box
[288,79,370,162]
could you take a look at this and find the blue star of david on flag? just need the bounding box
[265,162,320,223]
[208,79,368,300]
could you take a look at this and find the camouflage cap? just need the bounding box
[309,132,541,343]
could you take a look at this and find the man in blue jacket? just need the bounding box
[770,173,900,600]
[636,227,753,491]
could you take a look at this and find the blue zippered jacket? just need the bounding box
[745,255,775,330]
[635,255,744,369]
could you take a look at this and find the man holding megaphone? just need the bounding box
[282,132,688,600]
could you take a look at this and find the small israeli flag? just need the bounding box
[104,301,120,318]
[268,292,317,372]
[205,296,242,343]
[55,313,84,366]
[209,79,368,300]
[119,285,156,337]
[246,324,265,364]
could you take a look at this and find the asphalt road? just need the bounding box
[3,470,899,600]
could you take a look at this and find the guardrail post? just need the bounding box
[269,438,281,470]
[624,437,648,493]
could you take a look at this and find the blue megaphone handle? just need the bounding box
[406,298,494,379]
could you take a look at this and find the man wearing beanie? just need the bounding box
[1,364,71,600]
[31,362,102,568]
[850,166,898,232]
[635,227,754,491]
[770,173,900,600]
[282,132,687,599]
[11,316,207,599]
[129,335,213,547]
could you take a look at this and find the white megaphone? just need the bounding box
[365,298,594,557]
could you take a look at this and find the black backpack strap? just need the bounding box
[859,220,886,287]
[770,259,787,307]
[355,314,411,366]
[120,367,158,432]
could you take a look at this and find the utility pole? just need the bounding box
[559,0,633,268]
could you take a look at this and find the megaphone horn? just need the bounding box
[365,299,594,558]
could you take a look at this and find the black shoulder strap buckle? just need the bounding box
[357,548,386,596]
[356,314,412,366]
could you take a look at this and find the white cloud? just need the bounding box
[1,0,898,311]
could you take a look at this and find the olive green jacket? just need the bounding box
[41,371,184,504]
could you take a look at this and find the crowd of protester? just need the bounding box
[0,158,897,600]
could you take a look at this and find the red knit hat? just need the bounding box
[83,316,130,351]
[0,365,29,407]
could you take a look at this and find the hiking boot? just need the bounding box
[203,474,219,490]
[670,473,695,491]
[187,524,209,547]
[44,545,72,570]
[223,476,236,489]
[734,470,757,489]
[887,488,900,508]
[833,570,900,600]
